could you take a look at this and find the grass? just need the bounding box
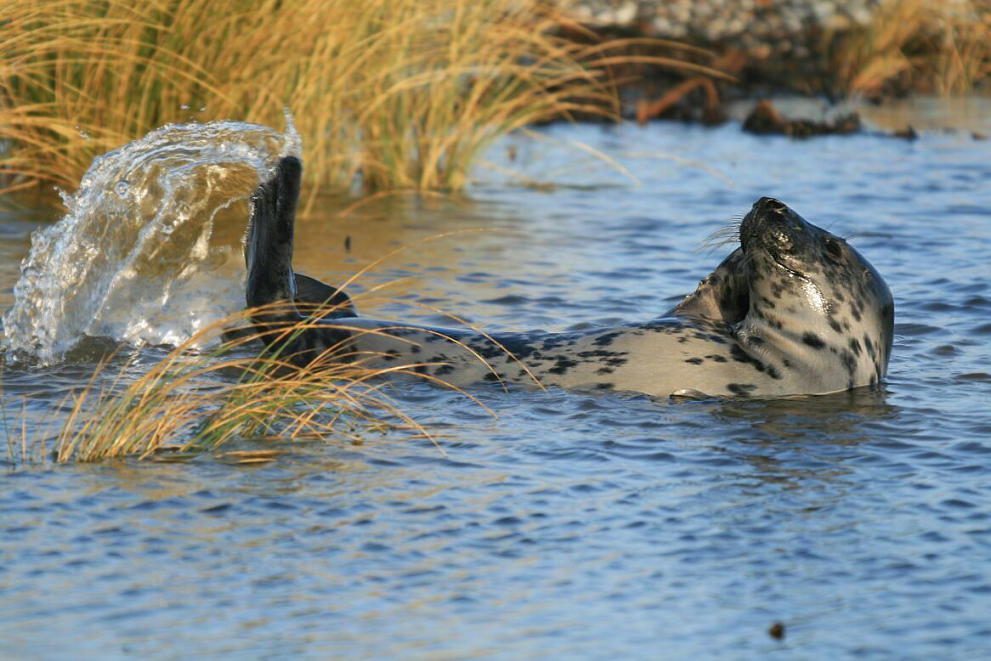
[0,0,722,204]
[3,299,497,465]
[832,0,991,98]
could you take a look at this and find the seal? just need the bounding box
[245,156,894,398]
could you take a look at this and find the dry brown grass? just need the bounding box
[0,0,720,204]
[3,301,486,465]
[833,0,991,98]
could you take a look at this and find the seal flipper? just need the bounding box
[245,156,304,328]
[667,247,749,325]
[244,157,353,365]
[246,156,354,320]
[294,272,356,318]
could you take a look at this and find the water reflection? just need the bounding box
[714,388,895,444]
[692,389,896,493]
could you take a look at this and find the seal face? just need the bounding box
[245,159,894,399]
[734,197,894,393]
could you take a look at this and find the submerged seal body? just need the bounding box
[245,157,893,398]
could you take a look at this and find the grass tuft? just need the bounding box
[833,0,991,98]
[3,292,524,465]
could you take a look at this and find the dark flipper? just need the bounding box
[244,157,352,363]
[245,156,303,325]
[246,156,354,320]
[294,272,356,318]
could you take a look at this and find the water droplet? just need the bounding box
[76,126,90,139]
[199,106,206,112]
[181,104,190,111]
[55,186,71,208]
[114,180,129,198]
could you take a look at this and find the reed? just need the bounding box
[2,300,491,465]
[0,0,713,202]
[833,0,991,97]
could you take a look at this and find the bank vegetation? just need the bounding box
[0,0,721,199]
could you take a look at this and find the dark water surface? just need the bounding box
[3,103,991,658]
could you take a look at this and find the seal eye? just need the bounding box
[825,238,842,259]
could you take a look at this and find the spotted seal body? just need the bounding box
[246,157,893,398]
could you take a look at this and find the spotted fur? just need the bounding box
[246,159,894,398]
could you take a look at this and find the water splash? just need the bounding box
[3,120,301,363]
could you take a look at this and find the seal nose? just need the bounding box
[755,197,787,216]
[740,197,798,255]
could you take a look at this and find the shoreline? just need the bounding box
[560,0,991,123]
[2,0,988,199]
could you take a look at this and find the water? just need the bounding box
[2,119,299,362]
[2,101,991,658]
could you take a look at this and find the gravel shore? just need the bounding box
[562,0,882,59]
[559,0,991,114]
[562,0,991,70]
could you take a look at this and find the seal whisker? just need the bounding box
[700,221,740,253]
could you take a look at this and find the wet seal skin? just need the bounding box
[245,157,894,399]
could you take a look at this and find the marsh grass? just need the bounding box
[2,289,532,465]
[0,0,717,203]
[833,0,991,97]
[2,308,397,465]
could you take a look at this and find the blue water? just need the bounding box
[3,104,991,658]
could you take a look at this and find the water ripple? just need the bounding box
[4,110,991,658]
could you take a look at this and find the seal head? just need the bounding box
[735,197,894,391]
